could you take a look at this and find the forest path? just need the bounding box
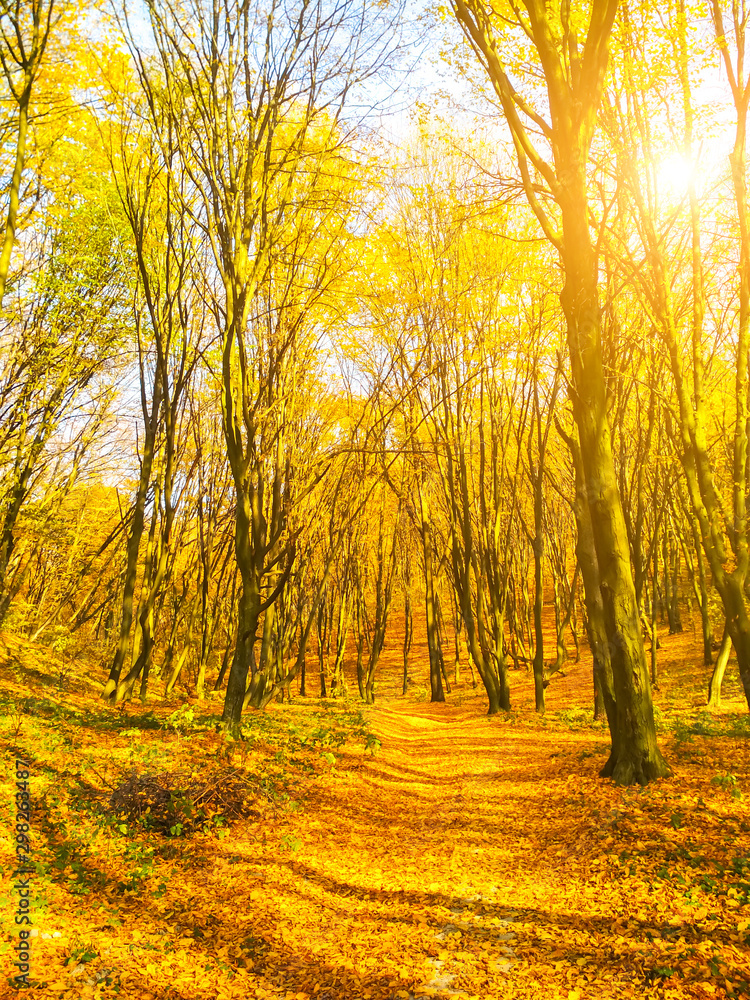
[269,695,748,1000]
[249,697,623,1000]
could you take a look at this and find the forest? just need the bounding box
[0,0,749,998]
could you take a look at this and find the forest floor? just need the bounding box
[0,622,750,1000]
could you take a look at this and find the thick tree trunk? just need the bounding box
[593,668,605,721]
[222,570,260,727]
[562,426,618,757]
[559,166,668,785]
[490,651,511,713]
[244,597,275,710]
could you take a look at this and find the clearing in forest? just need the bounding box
[0,630,749,999]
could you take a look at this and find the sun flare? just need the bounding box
[656,152,698,201]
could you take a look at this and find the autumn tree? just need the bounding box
[0,185,128,622]
[518,324,562,713]
[98,68,204,704]
[361,132,557,715]
[0,0,57,302]
[601,0,750,710]
[447,0,669,782]
[119,0,404,728]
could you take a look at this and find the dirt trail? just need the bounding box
[264,695,748,1000]
[251,695,614,1000]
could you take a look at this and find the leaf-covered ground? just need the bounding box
[1,626,749,999]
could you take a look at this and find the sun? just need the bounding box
[655,152,697,202]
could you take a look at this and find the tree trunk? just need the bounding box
[164,597,197,696]
[672,543,683,633]
[651,519,659,688]
[707,624,731,709]
[694,524,713,667]
[558,422,620,772]
[356,631,365,700]
[222,568,260,726]
[299,620,307,697]
[115,479,172,705]
[531,498,545,713]
[420,487,445,705]
[721,581,750,707]
[195,517,212,700]
[558,162,668,784]
[435,593,452,695]
[449,0,667,783]
[244,597,275,711]
[451,592,462,684]
[331,589,350,697]
[0,70,31,304]
[402,589,412,695]
[102,410,160,701]
[317,597,328,698]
